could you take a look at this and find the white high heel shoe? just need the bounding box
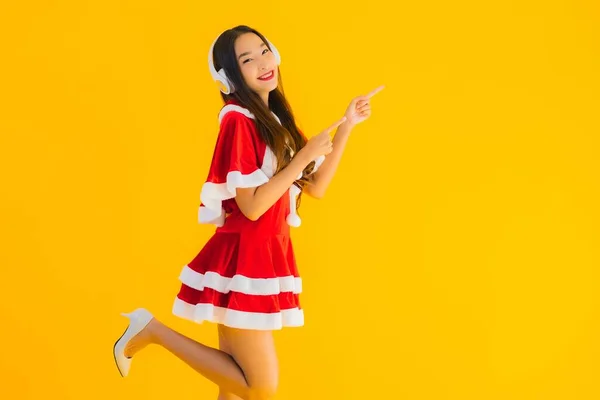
[113,308,154,377]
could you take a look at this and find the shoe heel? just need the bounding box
[113,308,154,377]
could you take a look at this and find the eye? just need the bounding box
[262,48,270,55]
[242,58,252,64]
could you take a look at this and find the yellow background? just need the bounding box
[1,0,599,399]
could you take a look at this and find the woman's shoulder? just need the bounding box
[218,99,282,127]
[214,100,265,151]
[218,99,257,125]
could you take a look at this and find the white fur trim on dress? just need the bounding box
[172,297,304,330]
[218,104,281,125]
[219,104,255,123]
[286,184,302,227]
[198,169,270,226]
[179,265,302,295]
[198,205,226,226]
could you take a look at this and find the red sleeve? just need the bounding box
[198,111,269,226]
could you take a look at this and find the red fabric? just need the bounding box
[182,231,299,280]
[177,286,301,314]
[174,100,302,328]
[203,108,267,187]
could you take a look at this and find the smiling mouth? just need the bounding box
[258,70,274,81]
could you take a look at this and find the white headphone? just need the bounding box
[208,33,281,94]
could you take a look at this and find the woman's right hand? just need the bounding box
[300,116,347,161]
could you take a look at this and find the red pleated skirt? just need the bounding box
[172,230,304,331]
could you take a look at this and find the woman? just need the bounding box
[113,25,383,400]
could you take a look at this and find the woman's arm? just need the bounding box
[304,121,353,199]
[236,151,312,221]
[305,85,385,199]
[236,117,346,221]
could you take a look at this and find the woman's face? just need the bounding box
[234,32,278,96]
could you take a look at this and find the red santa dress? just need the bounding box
[172,100,325,331]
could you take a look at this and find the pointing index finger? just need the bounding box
[324,116,347,134]
[366,85,385,99]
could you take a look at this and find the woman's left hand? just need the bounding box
[344,85,385,127]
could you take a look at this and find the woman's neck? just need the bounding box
[260,92,269,107]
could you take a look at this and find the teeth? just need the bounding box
[260,71,272,79]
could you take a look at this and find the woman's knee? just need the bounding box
[221,380,278,400]
[247,381,278,400]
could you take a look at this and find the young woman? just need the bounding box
[113,25,383,400]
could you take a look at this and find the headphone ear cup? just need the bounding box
[209,36,236,94]
[268,40,281,65]
[217,68,235,94]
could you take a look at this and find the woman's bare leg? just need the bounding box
[124,317,278,400]
[216,323,279,400]
[217,326,244,400]
[215,324,278,400]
